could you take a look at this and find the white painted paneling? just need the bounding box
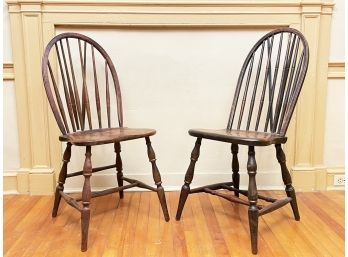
[324,0,345,169]
[3,81,20,170]
[329,0,345,61]
[3,2,19,172]
[3,1,12,62]
[324,79,345,167]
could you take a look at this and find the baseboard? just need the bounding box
[326,168,345,191]
[3,169,55,195]
[291,166,327,191]
[291,166,345,191]
[4,167,345,194]
[3,171,19,194]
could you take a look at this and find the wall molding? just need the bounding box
[3,63,15,81]
[3,169,55,195]
[4,61,344,82]
[326,167,345,190]
[3,171,19,194]
[291,165,327,191]
[6,0,335,9]
[5,0,337,194]
[328,62,345,79]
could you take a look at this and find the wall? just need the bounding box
[324,0,345,189]
[3,1,21,193]
[3,0,344,194]
[56,28,285,191]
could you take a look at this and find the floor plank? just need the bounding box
[3,191,345,257]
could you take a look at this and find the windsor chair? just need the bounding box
[175,28,309,254]
[42,33,170,251]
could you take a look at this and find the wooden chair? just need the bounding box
[41,32,170,251]
[175,28,309,254]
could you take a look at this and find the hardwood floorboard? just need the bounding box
[317,192,344,213]
[190,193,216,257]
[302,192,344,231]
[145,192,161,257]
[121,192,141,257]
[4,196,41,254]
[199,194,230,257]
[32,203,68,257]
[5,197,52,257]
[210,195,249,257]
[295,193,345,255]
[219,196,255,257]
[183,194,205,257]
[4,191,344,257]
[86,194,116,257]
[159,194,175,257]
[3,195,14,205]
[169,191,188,257]
[104,191,130,256]
[132,192,150,257]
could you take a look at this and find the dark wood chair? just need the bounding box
[41,32,170,251]
[175,28,309,254]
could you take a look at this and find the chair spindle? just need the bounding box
[246,42,265,130]
[237,54,255,129]
[91,46,102,128]
[274,36,300,131]
[59,40,79,131]
[56,43,76,131]
[105,61,111,128]
[66,38,83,130]
[48,61,69,133]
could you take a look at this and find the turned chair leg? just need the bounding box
[275,144,300,221]
[176,138,202,220]
[231,144,240,197]
[81,146,92,252]
[247,146,259,255]
[145,137,170,222]
[114,142,124,199]
[52,142,72,217]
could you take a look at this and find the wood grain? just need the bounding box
[59,127,156,146]
[188,129,287,146]
[4,191,344,257]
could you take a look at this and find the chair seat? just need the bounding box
[188,128,287,146]
[59,127,156,146]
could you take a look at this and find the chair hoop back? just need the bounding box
[42,32,123,135]
[227,28,309,136]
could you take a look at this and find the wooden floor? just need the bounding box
[4,191,344,257]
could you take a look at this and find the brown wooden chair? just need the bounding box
[41,32,170,251]
[175,28,309,254]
